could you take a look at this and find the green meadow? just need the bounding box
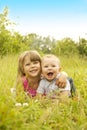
[0,6,87,130]
[0,54,87,130]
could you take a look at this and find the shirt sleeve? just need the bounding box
[64,79,71,90]
[37,80,45,94]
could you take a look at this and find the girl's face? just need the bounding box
[42,57,61,81]
[23,55,41,78]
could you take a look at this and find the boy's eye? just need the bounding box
[44,66,48,68]
[52,65,56,67]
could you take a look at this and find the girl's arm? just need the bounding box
[56,71,68,88]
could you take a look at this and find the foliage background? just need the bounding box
[0,7,87,57]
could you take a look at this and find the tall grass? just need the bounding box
[0,54,87,130]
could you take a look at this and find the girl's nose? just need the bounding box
[31,63,35,67]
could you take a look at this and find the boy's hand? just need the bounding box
[56,75,67,88]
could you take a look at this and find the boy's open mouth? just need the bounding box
[47,72,53,76]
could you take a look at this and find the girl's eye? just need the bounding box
[25,63,30,66]
[33,61,39,64]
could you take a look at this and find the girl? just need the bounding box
[15,50,41,98]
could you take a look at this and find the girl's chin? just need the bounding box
[31,73,40,77]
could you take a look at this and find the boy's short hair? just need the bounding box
[42,54,60,66]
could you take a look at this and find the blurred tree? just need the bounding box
[23,34,56,54]
[0,7,15,55]
[52,38,78,56]
[78,38,87,56]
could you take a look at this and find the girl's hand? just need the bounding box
[56,74,67,88]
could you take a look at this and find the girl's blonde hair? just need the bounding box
[18,50,41,77]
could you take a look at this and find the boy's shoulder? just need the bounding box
[40,78,48,84]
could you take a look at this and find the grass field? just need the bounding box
[0,54,87,130]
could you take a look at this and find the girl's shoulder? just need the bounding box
[21,76,27,82]
[21,76,28,87]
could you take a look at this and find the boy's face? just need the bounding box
[42,57,61,81]
[23,55,41,78]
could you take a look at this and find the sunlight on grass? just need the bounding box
[0,54,87,130]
